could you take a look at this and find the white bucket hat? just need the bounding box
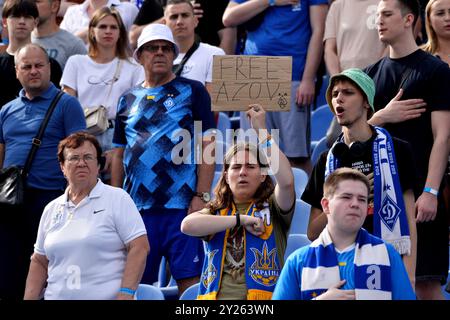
[133,23,179,61]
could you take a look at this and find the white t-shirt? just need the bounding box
[61,55,145,119]
[173,42,225,85]
[34,180,147,300]
[60,0,138,35]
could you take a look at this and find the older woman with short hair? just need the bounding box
[24,132,149,300]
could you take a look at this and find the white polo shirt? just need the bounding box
[60,0,138,35]
[34,180,147,300]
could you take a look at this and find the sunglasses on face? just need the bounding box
[141,44,174,54]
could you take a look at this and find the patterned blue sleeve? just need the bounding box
[272,246,308,300]
[191,81,215,132]
[387,244,416,300]
[112,94,128,147]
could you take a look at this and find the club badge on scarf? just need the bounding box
[325,126,410,255]
[198,203,280,300]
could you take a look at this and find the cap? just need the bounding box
[326,68,375,115]
[133,23,179,61]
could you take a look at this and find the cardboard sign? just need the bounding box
[211,55,292,111]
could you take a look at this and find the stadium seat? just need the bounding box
[443,271,450,300]
[217,112,231,141]
[210,171,223,198]
[214,139,229,172]
[289,199,311,235]
[284,234,311,261]
[311,136,329,166]
[292,167,309,198]
[155,257,179,300]
[311,104,334,142]
[179,282,200,300]
[136,284,165,300]
[314,75,329,109]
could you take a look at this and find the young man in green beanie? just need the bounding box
[301,68,417,289]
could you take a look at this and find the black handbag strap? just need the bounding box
[172,39,200,76]
[23,90,64,176]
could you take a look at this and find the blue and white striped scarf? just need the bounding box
[301,227,392,300]
[325,127,410,255]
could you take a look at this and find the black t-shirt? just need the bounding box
[133,0,227,47]
[194,0,228,47]
[364,49,450,193]
[133,0,165,26]
[301,134,416,233]
[0,52,62,109]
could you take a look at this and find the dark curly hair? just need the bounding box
[207,142,274,213]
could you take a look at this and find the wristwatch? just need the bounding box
[194,192,211,203]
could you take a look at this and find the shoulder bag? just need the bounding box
[84,59,122,135]
[0,91,64,208]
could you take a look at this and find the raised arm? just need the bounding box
[223,0,299,27]
[246,104,295,211]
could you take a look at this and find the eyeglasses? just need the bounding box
[66,154,97,164]
[17,62,49,72]
[141,44,174,54]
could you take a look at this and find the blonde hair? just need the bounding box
[421,0,440,54]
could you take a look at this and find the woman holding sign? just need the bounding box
[181,104,295,300]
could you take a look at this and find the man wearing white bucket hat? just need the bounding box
[111,23,216,295]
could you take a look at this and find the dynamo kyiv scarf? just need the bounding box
[197,202,280,300]
[301,227,392,300]
[325,126,410,255]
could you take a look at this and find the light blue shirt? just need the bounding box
[272,242,416,300]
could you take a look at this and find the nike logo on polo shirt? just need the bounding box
[93,209,105,214]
